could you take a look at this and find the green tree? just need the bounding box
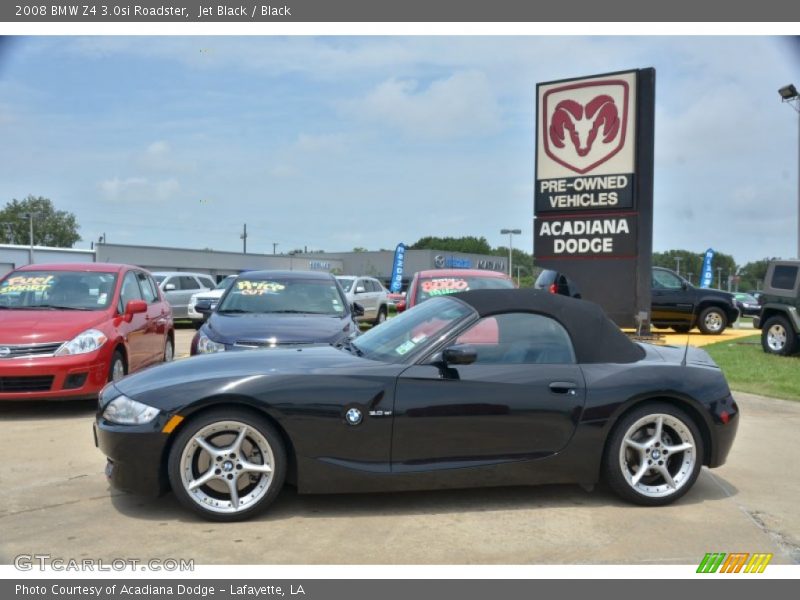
[652,249,737,289]
[410,236,493,255]
[738,258,776,292]
[0,195,80,248]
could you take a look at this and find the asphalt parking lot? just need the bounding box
[1,359,798,565]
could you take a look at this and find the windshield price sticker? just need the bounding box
[0,275,55,294]
[236,281,286,295]
[422,278,469,296]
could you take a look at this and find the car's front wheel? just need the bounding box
[698,306,728,335]
[603,403,703,506]
[167,408,287,521]
[163,337,174,362]
[761,315,798,356]
[373,306,388,326]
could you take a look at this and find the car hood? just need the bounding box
[112,344,369,401]
[0,309,109,344]
[203,312,354,345]
[192,289,226,301]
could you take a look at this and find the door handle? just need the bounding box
[549,381,578,396]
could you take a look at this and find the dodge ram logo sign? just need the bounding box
[542,79,630,175]
[534,68,655,328]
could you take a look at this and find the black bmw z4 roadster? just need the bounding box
[94,289,739,521]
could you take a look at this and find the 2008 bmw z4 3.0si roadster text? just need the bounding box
[94,289,739,521]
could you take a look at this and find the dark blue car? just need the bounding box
[190,270,360,355]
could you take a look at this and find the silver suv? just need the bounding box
[152,272,215,319]
[336,276,389,325]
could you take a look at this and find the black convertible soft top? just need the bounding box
[452,288,645,364]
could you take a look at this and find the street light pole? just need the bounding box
[500,228,522,277]
[272,242,279,255]
[22,212,39,265]
[674,256,682,276]
[778,84,800,259]
[716,266,723,290]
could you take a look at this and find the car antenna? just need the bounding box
[681,305,696,367]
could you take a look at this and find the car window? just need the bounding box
[367,280,379,293]
[179,276,201,290]
[455,313,575,365]
[415,275,515,304]
[771,265,798,290]
[652,269,683,290]
[0,270,117,310]
[136,272,158,303]
[355,279,367,293]
[198,276,215,289]
[217,277,346,315]
[337,278,355,293]
[119,271,144,310]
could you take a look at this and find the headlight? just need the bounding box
[55,328,107,356]
[102,395,160,425]
[196,332,226,353]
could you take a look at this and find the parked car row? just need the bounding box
[535,266,740,335]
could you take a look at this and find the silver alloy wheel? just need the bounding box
[164,339,174,362]
[703,310,724,333]
[767,323,787,352]
[111,358,125,382]
[179,420,275,515]
[377,311,387,323]
[618,413,696,499]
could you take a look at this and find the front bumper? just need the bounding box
[0,352,109,401]
[94,417,172,496]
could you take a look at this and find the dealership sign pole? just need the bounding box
[534,68,655,328]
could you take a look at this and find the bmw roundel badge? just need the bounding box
[345,408,363,426]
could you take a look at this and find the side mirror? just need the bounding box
[195,299,213,315]
[355,286,366,294]
[164,283,176,291]
[442,344,478,366]
[352,302,365,317]
[125,299,147,315]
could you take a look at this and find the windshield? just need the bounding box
[352,296,474,363]
[0,270,118,310]
[336,277,355,292]
[153,275,166,284]
[217,276,236,290]
[735,293,758,303]
[216,277,347,315]
[415,275,514,304]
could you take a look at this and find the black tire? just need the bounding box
[163,337,174,362]
[602,402,704,507]
[373,305,388,326]
[697,306,728,335]
[761,315,798,356]
[107,350,127,383]
[672,325,691,334]
[167,408,287,522]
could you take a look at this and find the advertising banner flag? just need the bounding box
[390,243,407,293]
[700,248,715,289]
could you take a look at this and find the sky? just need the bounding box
[0,35,799,265]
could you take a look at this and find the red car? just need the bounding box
[396,268,516,313]
[0,263,174,401]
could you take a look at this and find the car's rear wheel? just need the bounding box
[164,337,174,362]
[603,403,703,506]
[761,316,797,356]
[167,408,286,521]
[108,350,127,382]
[374,306,388,326]
[697,306,727,335]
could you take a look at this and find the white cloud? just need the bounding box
[346,71,502,140]
[98,177,181,202]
